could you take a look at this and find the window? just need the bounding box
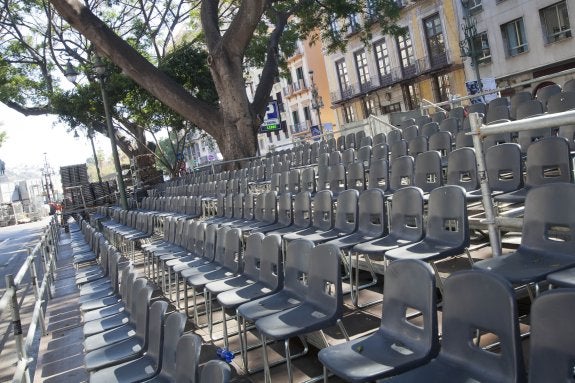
[501,18,528,56]
[354,50,371,91]
[540,1,571,44]
[364,98,377,117]
[402,83,420,110]
[348,13,360,33]
[365,0,376,21]
[397,33,415,69]
[381,102,402,114]
[329,15,339,34]
[465,0,482,13]
[424,13,447,68]
[303,106,311,121]
[472,31,491,63]
[374,39,391,80]
[336,59,351,97]
[343,105,356,123]
[431,74,451,103]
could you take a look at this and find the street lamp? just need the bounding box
[92,55,129,210]
[459,0,486,96]
[309,70,325,137]
[65,56,129,209]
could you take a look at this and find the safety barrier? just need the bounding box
[0,216,60,383]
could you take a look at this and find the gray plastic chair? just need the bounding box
[448,106,465,122]
[414,150,443,193]
[373,132,387,145]
[486,104,510,123]
[84,300,169,372]
[557,124,575,150]
[327,164,347,196]
[89,311,186,383]
[386,186,471,281]
[345,132,357,150]
[428,131,452,166]
[329,150,342,166]
[299,167,316,194]
[401,125,419,142]
[563,78,575,92]
[414,114,432,127]
[527,289,575,383]
[431,110,446,124]
[319,259,439,383]
[287,169,300,194]
[495,137,573,203]
[360,135,372,148]
[371,143,389,162]
[357,145,372,168]
[256,243,343,383]
[547,90,575,114]
[82,266,136,322]
[389,155,415,192]
[346,162,366,192]
[383,269,526,383]
[83,280,152,352]
[466,102,486,116]
[485,143,523,194]
[474,183,575,286]
[420,122,439,138]
[515,99,544,120]
[535,83,562,110]
[439,117,459,136]
[408,135,428,157]
[389,139,408,161]
[510,91,533,120]
[387,129,403,146]
[446,147,481,200]
[199,360,232,383]
[367,158,389,192]
[282,190,334,243]
[143,333,201,383]
[255,192,293,234]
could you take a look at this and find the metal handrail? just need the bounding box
[0,216,60,383]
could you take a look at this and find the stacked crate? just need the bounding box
[60,164,117,209]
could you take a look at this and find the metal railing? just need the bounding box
[0,216,60,383]
[468,109,575,257]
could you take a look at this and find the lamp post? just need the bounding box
[308,70,324,137]
[459,0,484,96]
[92,56,129,210]
[64,56,129,209]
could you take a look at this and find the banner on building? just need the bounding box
[466,78,498,104]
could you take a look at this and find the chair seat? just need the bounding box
[80,294,121,313]
[83,312,130,337]
[325,233,380,250]
[205,274,256,295]
[83,323,136,352]
[186,267,236,288]
[82,302,126,322]
[546,267,575,287]
[352,234,413,259]
[283,227,328,242]
[319,329,433,383]
[493,188,528,204]
[89,355,157,383]
[237,290,303,322]
[218,282,274,310]
[386,239,465,262]
[84,336,144,371]
[302,229,349,244]
[380,357,500,383]
[473,249,575,284]
[255,302,336,340]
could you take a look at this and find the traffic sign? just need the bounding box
[259,101,282,133]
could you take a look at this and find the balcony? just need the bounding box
[282,78,310,99]
[291,121,311,134]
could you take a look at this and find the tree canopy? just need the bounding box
[1,0,403,168]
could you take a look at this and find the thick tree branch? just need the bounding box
[222,0,267,57]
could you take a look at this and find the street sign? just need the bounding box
[259,101,282,133]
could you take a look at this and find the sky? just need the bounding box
[0,102,111,177]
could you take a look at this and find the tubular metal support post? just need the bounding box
[469,112,502,257]
[5,274,31,383]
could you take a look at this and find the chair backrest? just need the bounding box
[408,136,428,157]
[326,137,337,152]
[528,289,575,383]
[345,132,357,149]
[306,243,343,320]
[516,99,544,119]
[466,102,486,116]
[357,188,387,237]
[440,270,525,383]
[388,186,424,242]
[287,169,300,194]
[231,193,244,220]
[486,104,510,123]
[426,185,470,249]
[337,135,345,151]
[269,172,281,193]
[284,239,315,300]
[355,130,367,147]
[557,124,575,150]
[380,259,439,358]
[156,312,187,378]
[483,143,523,193]
[243,232,265,280]
[173,334,202,383]
[448,106,465,122]
[333,189,359,234]
[318,152,330,168]
[446,147,479,192]
[300,167,316,194]
[357,145,372,168]
[222,227,242,272]
[389,139,408,161]
[428,131,452,159]
[259,234,284,290]
[329,150,342,166]
[431,110,447,124]
[342,148,356,168]
[414,150,443,193]
[262,191,278,224]
[389,155,415,191]
[455,131,474,149]
[243,193,256,221]
[360,135,372,148]
[564,78,575,92]
[414,115,432,127]
[293,191,312,229]
[203,224,218,261]
[199,360,232,383]
[387,129,403,146]
[547,90,575,114]
[327,164,346,194]
[213,226,230,264]
[373,132,387,145]
[440,117,460,137]
[520,183,575,255]
[146,300,169,361]
[525,136,573,187]
[402,125,419,141]
[510,91,533,119]
[312,190,334,231]
[367,158,389,192]
[133,282,154,340]
[253,192,266,221]
[276,192,293,226]
[420,122,440,138]
[371,143,389,162]
[535,83,562,109]
[346,162,366,192]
